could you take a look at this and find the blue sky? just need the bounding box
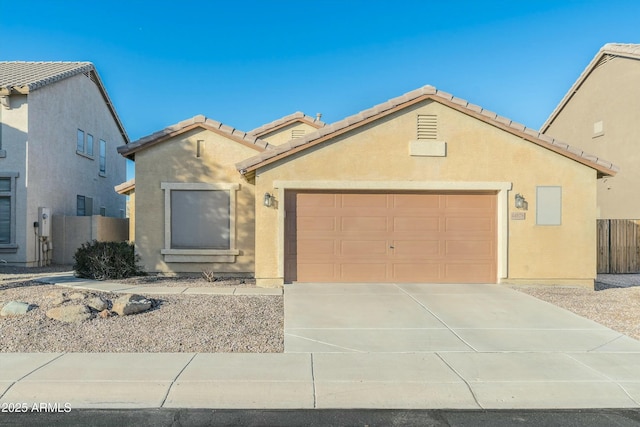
[2,1,639,179]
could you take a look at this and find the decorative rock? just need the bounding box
[46,305,92,323]
[112,294,152,316]
[98,309,111,319]
[50,297,68,306]
[86,297,108,312]
[68,292,86,300]
[1,301,34,316]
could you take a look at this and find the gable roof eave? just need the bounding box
[541,43,640,132]
[118,115,272,160]
[236,85,618,178]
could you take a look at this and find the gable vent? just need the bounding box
[291,129,306,139]
[595,54,616,69]
[417,114,437,140]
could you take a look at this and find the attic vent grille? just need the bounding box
[291,129,305,139]
[595,54,615,69]
[417,114,437,140]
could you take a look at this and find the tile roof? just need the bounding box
[114,178,135,195]
[0,61,129,143]
[236,85,618,178]
[248,111,325,136]
[541,43,640,132]
[118,115,272,159]
[0,61,94,93]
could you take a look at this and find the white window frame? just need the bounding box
[160,182,240,263]
[0,172,18,252]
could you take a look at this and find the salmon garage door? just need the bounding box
[284,191,497,283]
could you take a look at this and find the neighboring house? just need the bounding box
[115,178,135,241]
[541,43,640,219]
[0,62,128,266]
[120,85,617,288]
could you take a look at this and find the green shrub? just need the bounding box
[73,240,145,280]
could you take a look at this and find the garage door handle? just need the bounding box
[389,245,395,249]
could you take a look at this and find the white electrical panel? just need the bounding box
[38,207,51,237]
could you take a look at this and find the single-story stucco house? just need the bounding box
[118,85,618,288]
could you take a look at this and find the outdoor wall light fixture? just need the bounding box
[263,192,274,207]
[515,193,527,210]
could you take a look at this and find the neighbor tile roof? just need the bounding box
[114,178,135,195]
[0,61,129,143]
[541,43,640,132]
[236,85,618,178]
[0,61,94,93]
[118,115,272,159]
[248,111,325,136]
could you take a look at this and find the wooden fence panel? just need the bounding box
[597,219,640,273]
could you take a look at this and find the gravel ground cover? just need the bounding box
[1,265,639,352]
[0,266,283,353]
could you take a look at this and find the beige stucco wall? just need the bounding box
[127,191,135,242]
[258,122,320,146]
[134,127,259,274]
[544,56,640,219]
[253,100,598,287]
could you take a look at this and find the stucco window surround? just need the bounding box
[270,180,512,282]
[160,182,240,263]
[0,172,19,253]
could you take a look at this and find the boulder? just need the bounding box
[86,297,108,312]
[98,309,111,319]
[46,305,92,322]
[112,294,152,316]
[1,301,34,316]
[68,292,86,300]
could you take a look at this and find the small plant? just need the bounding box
[74,240,145,280]
[202,270,216,282]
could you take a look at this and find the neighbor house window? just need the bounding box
[87,134,94,156]
[536,186,562,225]
[99,139,106,174]
[160,182,240,263]
[77,129,85,153]
[0,173,18,251]
[100,206,106,217]
[77,195,93,216]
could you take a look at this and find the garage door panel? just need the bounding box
[392,240,441,256]
[285,191,497,284]
[445,194,495,209]
[341,217,388,232]
[393,263,441,281]
[445,240,494,258]
[445,217,494,232]
[341,240,388,256]
[298,217,336,232]
[298,239,335,255]
[340,263,388,281]
[393,217,440,232]
[297,263,337,281]
[393,194,440,209]
[341,193,388,208]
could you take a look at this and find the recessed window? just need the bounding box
[87,134,94,156]
[0,173,18,251]
[77,195,93,216]
[160,182,240,262]
[77,129,85,152]
[99,139,106,175]
[196,140,204,158]
[536,186,562,226]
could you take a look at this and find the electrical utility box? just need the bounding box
[38,207,51,237]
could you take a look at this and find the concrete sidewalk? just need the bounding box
[1,281,640,410]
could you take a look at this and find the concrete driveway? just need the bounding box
[284,283,640,408]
